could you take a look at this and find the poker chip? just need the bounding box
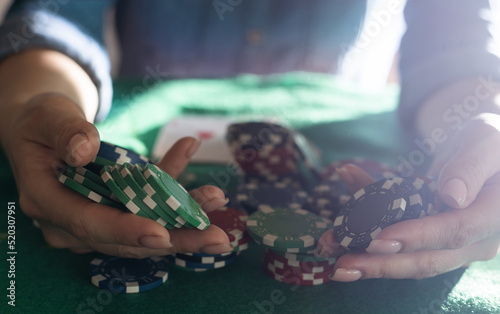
[89,255,169,293]
[63,167,115,200]
[167,254,237,270]
[264,249,336,271]
[93,141,151,167]
[237,182,308,213]
[207,207,247,243]
[392,176,429,220]
[305,174,351,220]
[173,251,238,265]
[246,207,329,252]
[262,263,330,286]
[272,249,336,264]
[100,166,152,219]
[130,164,183,228]
[110,165,170,228]
[143,164,210,230]
[57,173,124,209]
[416,175,444,215]
[333,179,407,251]
[226,122,292,149]
[73,166,107,188]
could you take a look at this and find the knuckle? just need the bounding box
[66,214,92,242]
[445,216,473,250]
[413,256,446,279]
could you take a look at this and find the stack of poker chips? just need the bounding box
[57,141,210,231]
[89,255,169,293]
[333,176,445,251]
[226,122,324,214]
[246,206,335,286]
[168,207,251,272]
[262,249,336,286]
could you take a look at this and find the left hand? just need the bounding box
[316,113,500,281]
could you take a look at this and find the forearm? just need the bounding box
[0,49,98,145]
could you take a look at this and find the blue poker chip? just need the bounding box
[89,255,169,293]
[333,179,407,251]
[237,182,309,214]
[93,141,152,167]
[166,254,237,269]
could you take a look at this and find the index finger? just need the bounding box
[157,137,200,179]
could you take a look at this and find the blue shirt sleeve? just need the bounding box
[0,0,115,122]
[398,0,500,133]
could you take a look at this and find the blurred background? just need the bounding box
[1,0,499,91]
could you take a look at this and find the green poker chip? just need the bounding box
[63,167,115,199]
[143,164,210,230]
[118,164,178,229]
[246,207,329,252]
[57,173,124,209]
[109,165,170,227]
[100,166,151,219]
[131,165,184,228]
[73,166,107,188]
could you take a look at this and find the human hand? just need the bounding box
[3,93,231,258]
[316,116,500,280]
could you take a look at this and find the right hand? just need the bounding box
[4,93,232,258]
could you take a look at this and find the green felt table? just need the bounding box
[1,73,499,314]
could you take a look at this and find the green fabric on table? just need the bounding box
[0,73,499,314]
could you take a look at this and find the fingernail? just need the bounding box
[336,167,354,185]
[366,239,402,254]
[203,197,229,212]
[186,139,201,158]
[69,133,90,162]
[139,235,173,249]
[201,243,233,255]
[441,177,467,208]
[329,268,362,282]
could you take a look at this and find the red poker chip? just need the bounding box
[207,207,248,243]
[231,234,252,247]
[264,249,336,271]
[264,260,333,280]
[262,263,331,286]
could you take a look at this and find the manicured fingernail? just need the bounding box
[201,243,233,255]
[329,268,362,282]
[441,177,467,208]
[69,133,90,162]
[336,167,354,185]
[203,198,229,212]
[366,239,402,254]
[139,236,173,249]
[186,139,201,158]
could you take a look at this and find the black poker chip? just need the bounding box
[333,179,407,251]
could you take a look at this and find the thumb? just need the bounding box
[437,116,500,208]
[26,93,100,166]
